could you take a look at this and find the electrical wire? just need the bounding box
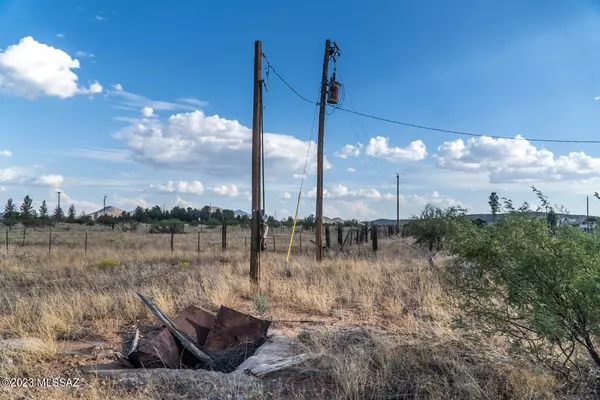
[262,54,600,145]
[336,78,387,176]
[260,89,266,218]
[330,106,600,144]
[262,53,318,105]
[286,100,320,264]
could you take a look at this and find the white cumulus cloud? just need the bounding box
[113,194,149,209]
[0,150,11,156]
[115,110,331,178]
[279,191,292,200]
[141,107,154,117]
[211,184,240,197]
[149,180,205,194]
[434,135,600,183]
[334,143,362,159]
[0,168,64,187]
[365,137,427,162]
[36,174,64,187]
[0,36,102,99]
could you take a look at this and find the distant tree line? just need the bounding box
[1,196,358,231]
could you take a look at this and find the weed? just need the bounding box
[95,257,119,269]
[177,257,190,270]
[253,294,268,314]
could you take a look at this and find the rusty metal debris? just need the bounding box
[203,306,271,372]
[128,292,270,372]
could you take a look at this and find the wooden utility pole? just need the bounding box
[250,40,263,284]
[222,220,227,251]
[315,40,331,262]
[316,40,341,261]
[587,196,590,232]
[396,173,400,235]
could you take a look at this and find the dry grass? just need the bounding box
[0,224,587,399]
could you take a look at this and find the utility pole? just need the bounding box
[315,39,340,262]
[56,191,61,221]
[104,195,107,215]
[587,195,590,232]
[396,173,400,235]
[250,40,263,284]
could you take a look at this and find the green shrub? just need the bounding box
[95,257,119,270]
[149,220,185,234]
[447,206,600,374]
[123,221,139,232]
[253,294,268,314]
[404,204,467,252]
[205,218,221,228]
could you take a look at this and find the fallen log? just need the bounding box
[135,292,215,368]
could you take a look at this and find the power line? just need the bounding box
[262,53,318,105]
[262,53,600,145]
[331,106,600,144]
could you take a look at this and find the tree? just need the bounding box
[148,205,163,221]
[39,200,48,218]
[301,214,316,229]
[404,204,467,252]
[447,188,600,376]
[133,206,146,222]
[488,192,500,223]
[67,204,76,221]
[19,195,34,220]
[2,198,18,230]
[4,198,15,218]
[222,209,236,224]
[199,206,211,222]
[53,205,64,221]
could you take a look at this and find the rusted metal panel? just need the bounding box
[129,305,215,369]
[202,306,271,372]
[203,306,270,351]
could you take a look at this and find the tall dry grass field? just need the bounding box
[0,223,581,399]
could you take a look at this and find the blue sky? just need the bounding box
[1,0,600,220]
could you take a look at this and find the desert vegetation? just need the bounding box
[0,188,599,399]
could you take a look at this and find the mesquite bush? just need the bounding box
[447,210,600,375]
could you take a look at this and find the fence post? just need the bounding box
[325,225,331,248]
[428,224,435,252]
[84,231,88,254]
[355,228,359,245]
[5,229,8,254]
[170,230,174,254]
[222,220,227,251]
[337,224,343,245]
[272,235,276,252]
[299,234,302,252]
[372,224,378,252]
[48,225,52,255]
[245,236,247,249]
[349,230,353,246]
[197,231,200,255]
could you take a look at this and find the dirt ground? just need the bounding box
[0,223,589,399]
